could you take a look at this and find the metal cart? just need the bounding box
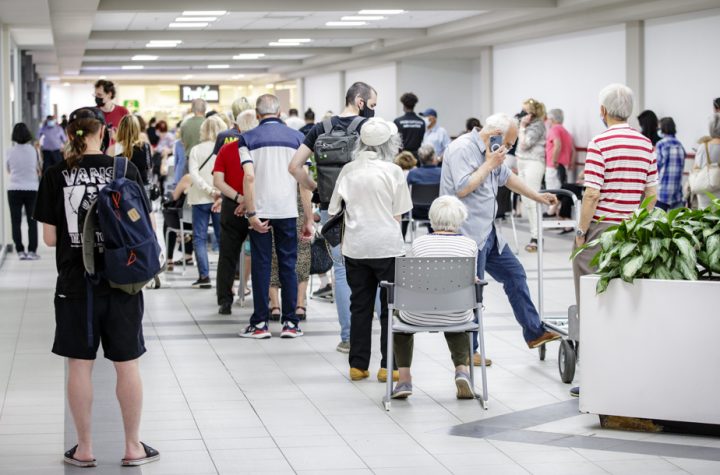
[536,188,580,384]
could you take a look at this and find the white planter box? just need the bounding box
[579,275,720,425]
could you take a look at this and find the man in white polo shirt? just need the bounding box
[239,94,313,339]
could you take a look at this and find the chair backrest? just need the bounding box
[393,256,477,313]
[410,183,440,208]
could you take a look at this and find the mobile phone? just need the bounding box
[489,135,503,152]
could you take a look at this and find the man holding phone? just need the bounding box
[441,114,561,364]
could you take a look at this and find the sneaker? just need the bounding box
[191,277,211,289]
[472,352,493,367]
[312,284,333,298]
[26,252,40,260]
[527,331,561,349]
[280,322,303,338]
[218,302,232,315]
[336,341,350,353]
[391,382,413,399]
[377,368,399,383]
[349,368,370,381]
[239,323,271,339]
[570,386,580,398]
[455,371,476,399]
[18,252,28,260]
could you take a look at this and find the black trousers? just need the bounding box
[164,222,193,260]
[217,197,249,306]
[345,256,396,370]
[41,149,62,174]
[7,190,38,253]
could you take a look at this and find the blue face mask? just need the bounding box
[657,129,664,138]
[47,120,56,127]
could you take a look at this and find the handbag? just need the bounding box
[310,234,333,275]
[321,202,345,247]
[689,142,720,194]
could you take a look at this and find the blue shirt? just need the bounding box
[38,125,67,151]
[407,165,441,186]
[440,130,511,251]
[173,139,186,186]
[655,135,685,206]
[423,125,451,157]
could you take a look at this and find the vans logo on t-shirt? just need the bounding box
[61,166,113,246]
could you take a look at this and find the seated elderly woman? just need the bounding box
[392,195,484,400]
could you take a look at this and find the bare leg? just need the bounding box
[297,280,308,314]
[269,287,280,308]
[114,359,145,460]
[67,359,95,462]
[398,367,412,384]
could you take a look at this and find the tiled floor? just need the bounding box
[1,220,719,474]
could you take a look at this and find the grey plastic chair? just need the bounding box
[380,257,489,411]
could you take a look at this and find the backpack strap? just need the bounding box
[346,116,364,134]
[322,118,333,135]
[114,156,129,180]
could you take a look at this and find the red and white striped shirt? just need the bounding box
[584,124,657,223]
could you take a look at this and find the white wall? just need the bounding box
[303,72,343,118]
[645,9,720,150]
[493,25,627,148]
[344,63,397,122]
[397,59,476,136]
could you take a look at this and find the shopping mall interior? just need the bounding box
[1,1,719,474]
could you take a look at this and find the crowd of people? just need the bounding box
[4,75,720,467]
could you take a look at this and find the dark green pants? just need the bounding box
[394,332,470,368]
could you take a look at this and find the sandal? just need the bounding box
[64,445,97,468]
[296,306,307,321]
[270,307,281,321]
[121,442,160,467]
[525,239,538,253]
[173,257,194,266]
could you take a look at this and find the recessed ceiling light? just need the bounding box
[182,10,226,16]
[174,17,216,22]
[207,64,229,69]
[122,65,144,70]
[233,53,265,60]
[169,22,208,28]
[341,16,385,21]
[232,74,246,79]
[326,21,367,26]
[277,38,311,43]
[358,9,405,15]
[132,55,158,61]
[269,41,299,46]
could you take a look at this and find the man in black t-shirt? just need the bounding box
[394,92,425,156]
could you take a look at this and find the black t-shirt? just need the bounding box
[34,154,143,298]
[394,112,426,153]
[303,116,367,151]
[212,128,242,155]
[127,143,151,187]
[299,122,314,136]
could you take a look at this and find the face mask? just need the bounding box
[657,129,664,138]
[360,105,375,119]
[94,96,105,107]
[47,120,56,127]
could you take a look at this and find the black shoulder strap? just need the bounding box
[114,156,128,180]
[347,116,364,134]
[322,118,333,135]
[199,153,214,171]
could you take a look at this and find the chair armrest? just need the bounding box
[380,281,395,305]
[475,280,488,304]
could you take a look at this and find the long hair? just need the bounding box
[116,114,142,157]
[353,133,403,162]
[65,111,104,169]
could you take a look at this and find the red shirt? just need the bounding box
[545,124,574,167]
[104,105,130,146]
[213,141,244,194]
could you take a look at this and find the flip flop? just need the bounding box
[121,442,160,467]
[64,445,97,468]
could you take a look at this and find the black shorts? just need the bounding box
[53,289,146,362]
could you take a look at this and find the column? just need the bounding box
[625,21,644,128]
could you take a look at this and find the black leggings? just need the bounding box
[8,190,38,253]
[164,221,194,260]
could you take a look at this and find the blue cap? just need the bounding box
[421,108,438,117]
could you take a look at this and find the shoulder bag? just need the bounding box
[321,202,345,248]
[689,142,720,194]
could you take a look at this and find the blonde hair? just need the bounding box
[523,98,546,120]
[237,109,259,132]
[394,151,417,171]
[200,115,227,142]
[116,115,142,157]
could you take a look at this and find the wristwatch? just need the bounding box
[575,229,586,238]
[245,211,257,219]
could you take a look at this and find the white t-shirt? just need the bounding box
[329,151,413,259]
[285,116,305,131]
[6,144,40,191]
[187,141,217,205]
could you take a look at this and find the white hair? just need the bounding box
[256,94,280,116]
[236,109,259,132]
[484,113,518,134]
[598,83,634,120]
[429,195,468,232]
[548,108,564,124]
[709,113,720,139]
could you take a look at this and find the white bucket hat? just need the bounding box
[360,117,398,146]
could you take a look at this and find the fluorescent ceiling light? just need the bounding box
[122,65,144,70]
[277,38,311,43]
[232,74,246,79]
[233,53,265,59]
[207,64,229,69]
[182,74,193,79]
[341,16,384,21]
[182,10,226,16]
[358,9,405,15]
[98,75,107,79]
[269,41,299,46]
[168,22,208,28]
[174,17,216,22]
[326,21,366,26]
[147,40,181,44]
[132,55,158,61]
[45,75,60,81]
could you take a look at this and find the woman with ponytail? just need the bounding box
[33,108,159,468]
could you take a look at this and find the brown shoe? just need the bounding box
[350,368,370,381]
[527,331,561,349]
[472,352,493,367]
[377,368,399,383]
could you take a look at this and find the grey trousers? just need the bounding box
[572,221,614,314]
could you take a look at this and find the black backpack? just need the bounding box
[314,116,364,204]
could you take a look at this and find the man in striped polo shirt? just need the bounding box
[573,83,658,316]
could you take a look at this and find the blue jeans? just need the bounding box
[192,203,221,278]
[250,218,299,325]
[473,228,545,351]
[320,210,352,342]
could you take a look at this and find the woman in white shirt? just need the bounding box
[329,117,413,383]
[6,123,41,260]
[516,99,547,252]
[187,115,227,288]
[694,114,720,209]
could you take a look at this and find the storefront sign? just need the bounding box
[180,84,220,103]
[123,99,140,110]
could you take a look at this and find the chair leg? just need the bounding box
[468,331,475,393]
[384,320,394,411]
[475,309,489,409]
[180,227,187,275]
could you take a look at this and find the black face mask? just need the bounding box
[94,96,105,107]
[360,106,375,119]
